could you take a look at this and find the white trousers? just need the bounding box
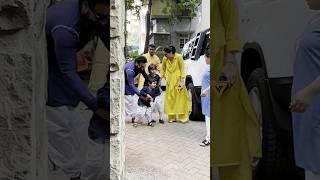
[136,105,153,123]
[152,96,163,113]
[81,138,108,180]
[205,116,210,142]
[152,96,164,120]
[125,95,138,118]
[47,106,84,178]
[306,171,320,180]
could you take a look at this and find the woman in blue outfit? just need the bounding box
[290,0,320,179]
[200,47,211,147]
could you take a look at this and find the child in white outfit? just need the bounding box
[144,64,164,124]
[134,76,161,127]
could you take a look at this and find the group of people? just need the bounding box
[124,45,190,127]
[124,43,212,147]
[214,0,320,180]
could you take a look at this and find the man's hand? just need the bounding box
[94,108,109,120]
[290,87,316,113]
[146,94,153,101]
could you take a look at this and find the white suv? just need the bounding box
[183,28,210,121]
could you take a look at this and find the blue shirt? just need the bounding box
[46,0,107,110]
[124,61,147,96]
[201,65,210,117]
[138,86,161,107]
[292,14,320,173]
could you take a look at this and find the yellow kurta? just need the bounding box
[137,53,161,89]
[161,53,191,122]
[212,0,262,180]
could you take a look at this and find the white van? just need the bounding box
[238,0,313,179]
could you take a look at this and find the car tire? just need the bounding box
[247,68,282,180]
[187,82,205,121]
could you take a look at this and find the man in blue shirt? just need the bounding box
[45,0,108,179]
[124,56,149,125]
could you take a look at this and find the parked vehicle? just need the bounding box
[238,0,314,179]
[183,28,210,121]
[159,28,210,121]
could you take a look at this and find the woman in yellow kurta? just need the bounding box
[212,0,262,180]
[161,46,191,123]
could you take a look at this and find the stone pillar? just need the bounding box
[110,0,126,179]
[0,0,49,180]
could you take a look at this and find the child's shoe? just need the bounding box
[148,122,155,127]
[199,139,210,147]
[133,122,138,127]
[159,119,165,124]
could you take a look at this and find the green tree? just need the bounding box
[125,0,200,56]
[162,0,200,39]
[125,0,143,58]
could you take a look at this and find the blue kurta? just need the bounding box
[201,65,210,117]
[292,14,320,173]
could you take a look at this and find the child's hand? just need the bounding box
[290,86,316,112]
[201,90,208,97]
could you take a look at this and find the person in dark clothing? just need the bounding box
[144,64,165,124]
[82,77,109,180]
[124,56,148,124]
[135,77,161,127]
[45,0,109,179]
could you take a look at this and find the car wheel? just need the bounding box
[187,82,205,121]
[247,68,281,180]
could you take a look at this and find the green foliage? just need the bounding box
[162,0,200,24]
[126,0,143,18]
[128,50,143,60]
[155,46,165,61]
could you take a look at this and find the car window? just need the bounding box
[200,33,210,56]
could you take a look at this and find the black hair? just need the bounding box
[80,0,108,9]
[134,56,147,64]
[163,45,176,54]
[148,64,157,73]
[148,44,156,49]
[147,77,158,84]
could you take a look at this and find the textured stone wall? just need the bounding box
[0,0,49,180]
[110,0,126,179]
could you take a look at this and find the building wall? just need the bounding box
[150,33,170,59]
[0,0,49,179]
[150,0,208,53]
[196,0,210,33]
[110,0,126,179]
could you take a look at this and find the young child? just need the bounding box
[200,47,211,147]
[144,64,165,124]
[134,77,161,127]
[82,76,109,180]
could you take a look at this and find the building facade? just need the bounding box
[147,0,209,55]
